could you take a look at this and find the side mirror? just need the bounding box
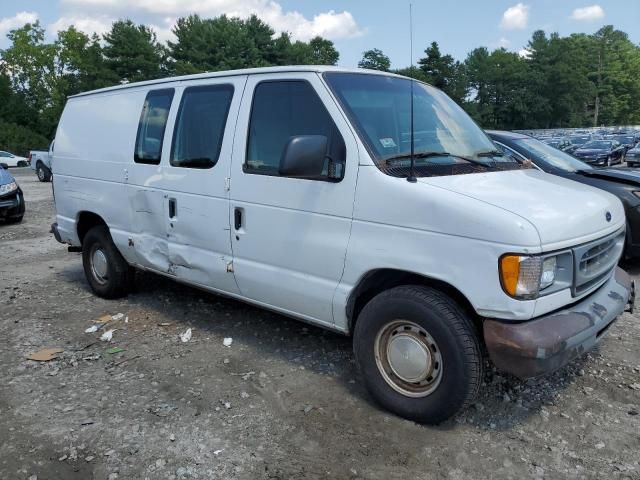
[279,135,328,179]
[0,163,8,170]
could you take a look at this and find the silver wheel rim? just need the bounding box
[37,167,44,180]
[374,320,443,398]
[90,245,109,285]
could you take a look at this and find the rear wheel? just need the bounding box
[82,225,133,298]
[353,285,482,424]
[36,163,51,182]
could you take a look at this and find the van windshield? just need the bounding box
[323,72,522,178]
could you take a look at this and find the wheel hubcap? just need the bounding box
[375,321,443,398]
[37,168,44,180]
[90,247,108,284]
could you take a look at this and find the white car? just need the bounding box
[0,150,29,167]
[49,66,633,424]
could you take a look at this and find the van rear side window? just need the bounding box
[170,84,234,169]
[134,89,174,165]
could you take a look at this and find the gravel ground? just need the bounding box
[1,168,639,480]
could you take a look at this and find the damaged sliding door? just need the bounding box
[161,76,247,295]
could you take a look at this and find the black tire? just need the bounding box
[82,225,133,299]
[353,285,482,424]
[36,163,52,182]
[7,215,23,224]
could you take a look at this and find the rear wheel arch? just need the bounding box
[77,211,108,245]
[346,268,480,335]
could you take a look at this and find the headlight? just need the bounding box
[0,181,18,196]
[500,254,558,299]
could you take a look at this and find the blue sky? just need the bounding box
[1,1,638,67]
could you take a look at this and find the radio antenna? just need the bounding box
[407,3,417,183]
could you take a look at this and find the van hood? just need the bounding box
[419,169,624,248]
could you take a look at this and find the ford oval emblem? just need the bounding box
[606,211,612,222]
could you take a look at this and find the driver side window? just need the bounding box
[245,80,345,180]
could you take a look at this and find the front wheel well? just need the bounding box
[346,269,480,335]
[77,211,107,245]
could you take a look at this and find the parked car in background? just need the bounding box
[543,137,572,152]
[488,130,640,258]
[30,142,53,182]
[565,135,591,154]
[626,143,640,168]
[50,66,632,424]
[0,162,25,223]
[608,134,638,153]
[0,150,29,168]
[573,139,625,166]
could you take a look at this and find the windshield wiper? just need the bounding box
[385,151,497,169]
[475,149,504,158]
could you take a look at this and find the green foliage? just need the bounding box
[358,48,391,71]
[168,15,339,74]
[0,121,50,157]
[1,13,639,147]
[417,42,467,104]
[103,20,166,82]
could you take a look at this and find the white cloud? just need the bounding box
[48,15,113,38]
[59,0,363,41]
[0,11,39,41]
[500,3,529,30]
[518,48,532,58]
[570,5,605,22]
[499,37,511,48]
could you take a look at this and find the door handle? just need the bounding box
[234,208,242,230]
[169,198,177,218]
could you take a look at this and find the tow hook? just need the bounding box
[626,280,636,313]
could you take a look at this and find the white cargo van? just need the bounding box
[51,66,633,424]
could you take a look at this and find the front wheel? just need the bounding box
[82,225,133,299]
[353,285,482,424]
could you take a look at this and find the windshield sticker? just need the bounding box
[379,138,397,148]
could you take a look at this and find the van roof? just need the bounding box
[68,65,404,99]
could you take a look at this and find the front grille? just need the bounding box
[573,229,625,296]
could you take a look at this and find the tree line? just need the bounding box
[1,15,639,155]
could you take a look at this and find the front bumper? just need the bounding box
[484,267,633,379]
[0,190,25,218]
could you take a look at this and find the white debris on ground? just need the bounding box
[100,329,115,342]
[85,325,99,333]
[223,337,232,347]
[180,328,192,343]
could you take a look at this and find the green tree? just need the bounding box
[0,21,58,136]
[358,48,391,71]
[305,37,339,65]
[103,20,166,83]
[417,42,466,104]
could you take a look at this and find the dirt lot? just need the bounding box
[1,168,639,480]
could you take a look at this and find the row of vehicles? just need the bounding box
[0,147,54,181]
[0,145,52,223]
[518,128,640,167]
[47,66,634,425]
